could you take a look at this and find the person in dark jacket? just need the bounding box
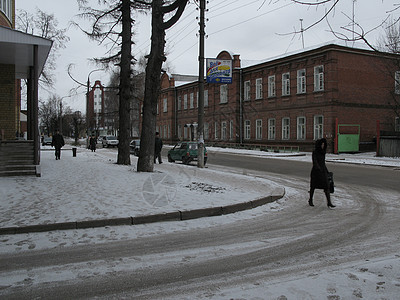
[89,135,97,152]
[154,132,163,164]
[309,138,335,208]
[51,130,65,160]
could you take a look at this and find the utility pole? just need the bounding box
[197,0,206,168]
[300,19,305,49]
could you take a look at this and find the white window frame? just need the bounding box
[395,71,400,94]
[314,115,324,140]
[244,81,251,101]
[220,85,228,103]
[268,75,276,97]
[190,93,194,109]
[297,116,306,140]
[244,120,251,140]
[229,120,234,140]
[183,94,188,110]
[268,118,276,140]
[204,122,209,140]
[256,119,262,140]
[177,96,181,110]
[282,73,290,96]
[297,69,306,94]
[221,121,227,140]
[0,0,12,22]
[256,78,263,99]
[204,90,209,107]
[314,65,324,91]
[282,118,290,140]
[178,124,182,139]
[163,98,167,112]
[214,122,219,139]
[163,125,167,138]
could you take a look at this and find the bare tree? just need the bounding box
[137,0,188,172]
[274,1,400,51]
[76,0,149,165]
[39,95,61,136]
[377,18,400,121]
[76,0,187,169]
[16,8,70,88]
[69,111,85,145]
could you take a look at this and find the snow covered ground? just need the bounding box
[1,142,399,299]
[0,146,283,228]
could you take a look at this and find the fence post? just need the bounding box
[376,120,380,157]
[334,118,339,154]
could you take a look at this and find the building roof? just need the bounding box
[163,40,391,88]
[0,25,52,79]
[240,40,375,69]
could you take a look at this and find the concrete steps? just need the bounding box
[0,141,38,177]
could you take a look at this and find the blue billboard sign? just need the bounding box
[206,59,233,84]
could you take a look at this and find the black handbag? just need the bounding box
[328,172,334,194]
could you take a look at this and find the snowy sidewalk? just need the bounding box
[0,147,283,234]
[1,144,399,234]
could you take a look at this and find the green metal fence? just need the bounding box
[337,124,360,153]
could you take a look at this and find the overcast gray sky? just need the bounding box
[16,0,399,112]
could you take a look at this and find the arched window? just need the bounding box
[0,0,12,24]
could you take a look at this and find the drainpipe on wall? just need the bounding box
[174,88,178,141]
[376,120,380,157]
[239,69,243,145]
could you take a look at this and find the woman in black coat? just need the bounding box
[89,135,97,152]
[309,138,335,208]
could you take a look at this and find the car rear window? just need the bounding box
[189,144,197,150]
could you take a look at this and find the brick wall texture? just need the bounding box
[156,44,400,152]
[0,64,16,140]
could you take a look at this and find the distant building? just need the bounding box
[156,42,400,153]
[87,80,105,136]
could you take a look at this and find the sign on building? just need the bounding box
[206,59,232,84]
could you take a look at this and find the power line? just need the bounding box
[136,1,295,67]
[209,2,294,37]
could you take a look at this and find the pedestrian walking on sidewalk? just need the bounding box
[51,130,65,160]
[154,132,163,164]
[308,138,335,208]
[89,135,97,152]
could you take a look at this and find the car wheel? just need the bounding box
[168,154,174,162]
[204,157,207,166]
[182,156,189,165]
[135,149,139,156]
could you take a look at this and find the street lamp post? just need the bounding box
[58,94,72,135]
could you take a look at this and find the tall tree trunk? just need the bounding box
[117,0,132,165]
[137,0,165,172]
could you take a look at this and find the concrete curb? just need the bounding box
[0,190,285,235]
[326,159,400,168]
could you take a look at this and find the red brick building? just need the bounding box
[87,80,105,135]
[157,43,400,153]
